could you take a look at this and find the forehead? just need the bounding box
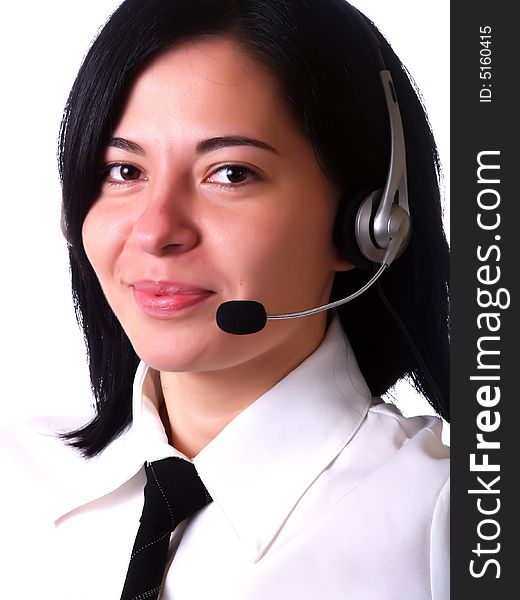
[148,36,272,86]
[114,36,290,138]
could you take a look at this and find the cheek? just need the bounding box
[81,205,128,284]
[216,206,336,298]
[269,206,337,264]
[214,209,285,271]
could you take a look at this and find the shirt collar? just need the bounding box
[54,317,373,561]
[53,363,185,521]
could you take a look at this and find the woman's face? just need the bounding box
[82,37,351,373]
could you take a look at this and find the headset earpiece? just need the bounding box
[334,188,377,271]
[355,190,411,266]
[335,187,411,270]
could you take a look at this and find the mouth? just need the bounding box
[130,280,216,319]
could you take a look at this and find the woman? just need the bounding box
[1,0,449,598]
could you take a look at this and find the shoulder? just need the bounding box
[363,402,450,597]
[347,403,450,598]
[0,415,93,596]
[0,414,91,512]
[337,400,450,518]
[278,401,450,598]
[365,400,450,471]
[0,413,90,457]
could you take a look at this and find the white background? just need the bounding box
[0,1,449,440]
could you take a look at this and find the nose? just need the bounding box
[129,184,200,256]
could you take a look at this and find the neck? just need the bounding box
[159,319,327,459]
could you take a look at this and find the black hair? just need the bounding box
[59,0,450,457]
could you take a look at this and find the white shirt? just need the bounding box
[1,318,449,599]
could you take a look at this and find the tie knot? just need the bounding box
[140,457,212,531]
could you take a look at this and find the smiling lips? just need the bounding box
[131,280,215,319]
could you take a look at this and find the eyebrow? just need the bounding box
[106,135,278,155]
[196,136,279,155]
[107,137,145,154]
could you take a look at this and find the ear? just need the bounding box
[332,250,356,273]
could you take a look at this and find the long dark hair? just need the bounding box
[59,0,450,457]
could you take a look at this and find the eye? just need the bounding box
[102,163,146,185]
[205,164,259,188]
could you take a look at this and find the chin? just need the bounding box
[127,326,227,373]
[134,345,205,373]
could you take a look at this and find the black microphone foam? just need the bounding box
[216,300,267,335]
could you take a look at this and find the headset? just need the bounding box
[334,7,411,271]
[217,7,411,326]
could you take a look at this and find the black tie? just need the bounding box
[120,457,213,600]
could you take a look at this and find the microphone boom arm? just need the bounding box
[267,263,388,321]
